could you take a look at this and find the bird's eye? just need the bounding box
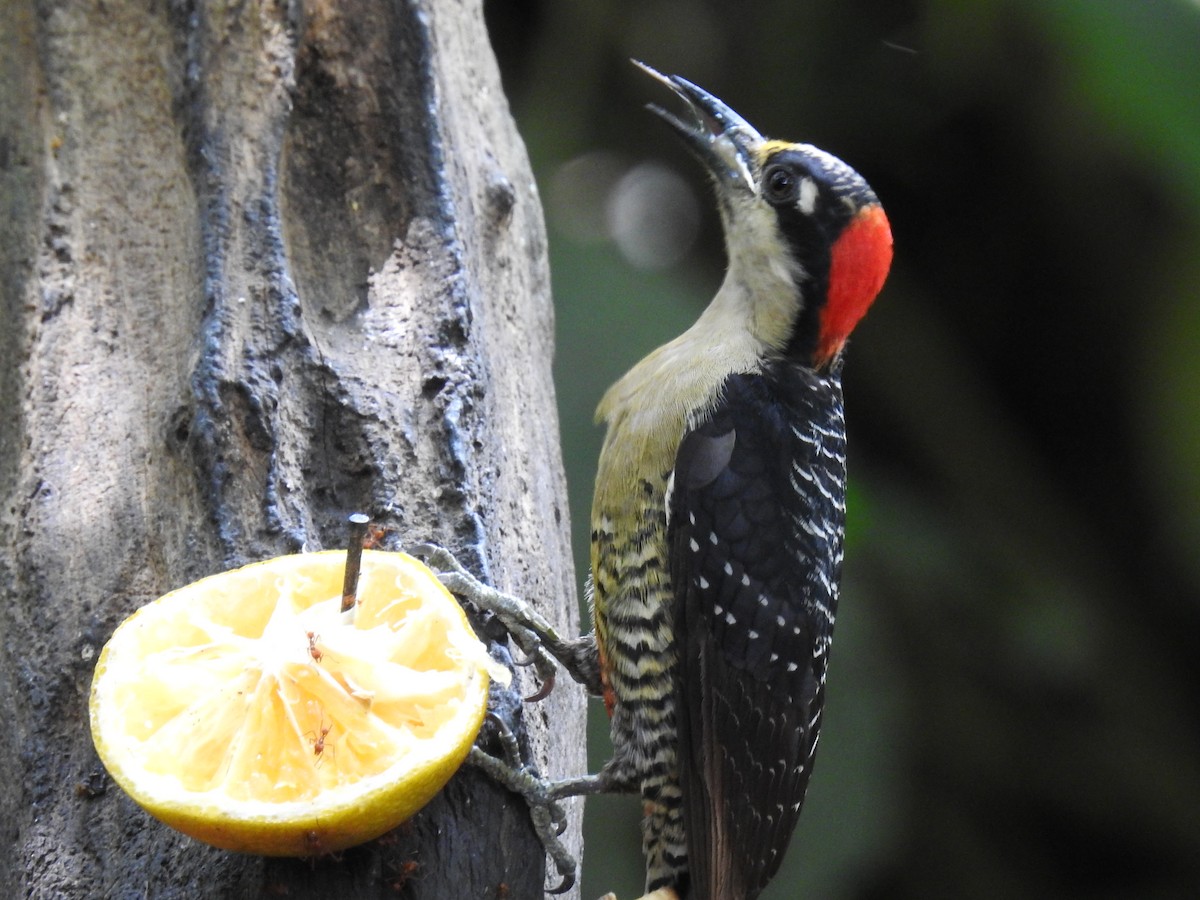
[762,164,798,205]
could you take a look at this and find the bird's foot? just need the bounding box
[469,713,577,894]
[415,543,617,893]
[466,710,640,893]
[414,543,602,699]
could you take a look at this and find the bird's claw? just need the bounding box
[415,544,585,891]
[468,734,577,894]
[414,543,560,702]
[523,669,556,703]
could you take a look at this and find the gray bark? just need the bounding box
[0,0,584,897]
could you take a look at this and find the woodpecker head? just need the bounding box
[637,62,892,370]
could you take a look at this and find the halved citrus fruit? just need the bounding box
[89,549,498,856]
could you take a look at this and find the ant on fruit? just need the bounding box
[302,824,344,863]
[304,830,323,855]
[302,711,335,768]
[312,721,331,758]
[305,631,323,663]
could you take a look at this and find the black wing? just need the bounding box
[669,368,847,900]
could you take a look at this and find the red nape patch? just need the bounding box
[816,204,893,367]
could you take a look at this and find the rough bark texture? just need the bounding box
[0,0,584,897]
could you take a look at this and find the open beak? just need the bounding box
[635,61,762,193]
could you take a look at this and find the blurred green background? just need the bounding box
[485,0,1200,897]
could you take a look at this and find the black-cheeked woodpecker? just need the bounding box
[425,62,892,900]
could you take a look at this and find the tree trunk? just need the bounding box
[0,0,584,897]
